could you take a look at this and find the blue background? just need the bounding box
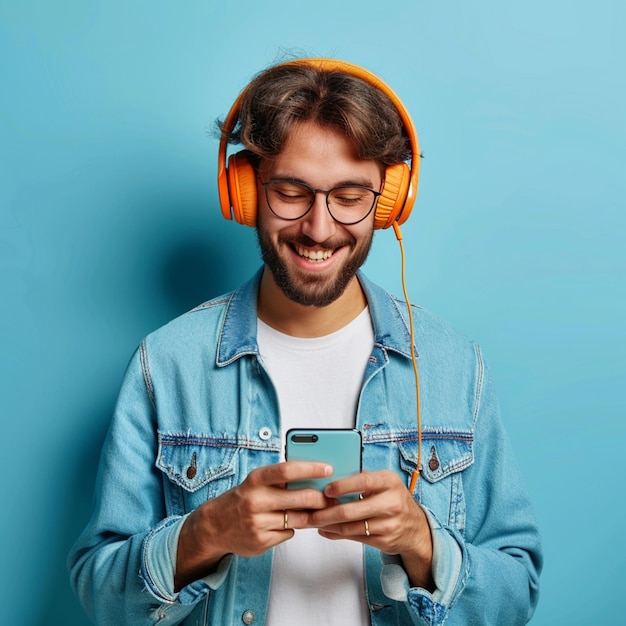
[1,1,624,624]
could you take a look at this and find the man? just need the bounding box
[69,59,542,625]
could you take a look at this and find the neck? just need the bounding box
[257,267,367,338]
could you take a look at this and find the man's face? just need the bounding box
[256,121,383,308]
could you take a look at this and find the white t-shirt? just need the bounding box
[258,307,374,626]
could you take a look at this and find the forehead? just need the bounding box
[259,121,383,186]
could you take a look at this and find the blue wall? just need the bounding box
[1,1,624,624]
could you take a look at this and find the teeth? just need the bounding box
[297,246,333,261]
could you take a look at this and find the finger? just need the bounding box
[308,498,365,527]
[240,479,330,515]
[281,507,327,530]
[220,513,292,556]
[310,484,413,529]
[324,469,401,500]
[247,461,333,488]
[275,486,331,512]
[318,517,374,541]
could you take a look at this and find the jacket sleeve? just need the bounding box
[67,345,229,625]
[382,354,543,625]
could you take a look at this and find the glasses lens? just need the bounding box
[265,181,313,220]
[328,187,378,224]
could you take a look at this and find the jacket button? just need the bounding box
[242,609,255,624]
[259,427,272,441]
[186,452,198,479]
[428,446,440,471]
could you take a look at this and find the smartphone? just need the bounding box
[285,428,362,503]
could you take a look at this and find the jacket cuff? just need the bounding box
[141,515,233,605]
[380,507,462,623]
[423,507,462,606]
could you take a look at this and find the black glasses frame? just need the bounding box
[260,178,382,226]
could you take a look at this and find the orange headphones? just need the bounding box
[217,58,420,231]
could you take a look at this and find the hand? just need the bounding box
[308,469,434,590]
[175,461,332,590]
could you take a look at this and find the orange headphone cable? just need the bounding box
[392,222,422,494]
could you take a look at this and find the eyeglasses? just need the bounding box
[260,178,381,225]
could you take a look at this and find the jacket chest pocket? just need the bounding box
[399,434,473,534]
[156,433,239,515]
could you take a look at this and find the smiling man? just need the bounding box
[69,59,542,626]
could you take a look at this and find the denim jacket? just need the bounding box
[68,269,542,625]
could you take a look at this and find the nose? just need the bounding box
[300,191,336,243]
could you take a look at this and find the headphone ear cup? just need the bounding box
[227,151,258,227]
[374,163,411,229]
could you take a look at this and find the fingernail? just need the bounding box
[324,464,333,476]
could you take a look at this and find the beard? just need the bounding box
[256,226,374,308]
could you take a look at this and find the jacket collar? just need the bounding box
[217,267,415,366]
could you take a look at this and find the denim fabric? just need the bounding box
[68,268,542,625]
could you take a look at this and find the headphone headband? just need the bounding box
[218,58,420,229]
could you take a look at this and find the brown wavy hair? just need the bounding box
[218,62,412,167]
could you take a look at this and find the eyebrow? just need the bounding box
[268,175,377,189]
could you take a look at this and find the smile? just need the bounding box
[296,246,334,262]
